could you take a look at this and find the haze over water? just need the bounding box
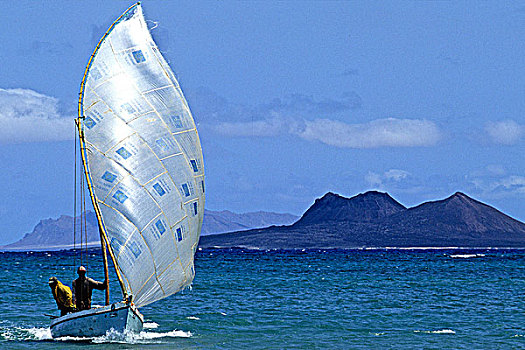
[1,248,525,349]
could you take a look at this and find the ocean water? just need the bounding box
[1,248,525,349]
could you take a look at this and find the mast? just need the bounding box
[100,227,110,305]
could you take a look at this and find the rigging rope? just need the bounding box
[73,120,77,274]
[73,120,92,274]
[83,169,88,269]
[80,153,84,268]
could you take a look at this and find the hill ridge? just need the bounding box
[200,191,525,249]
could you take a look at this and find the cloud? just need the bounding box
[365,171,383,188]
[364,169,428,195]
[297,118,441,148]
[187,88,362,125]
[366,169,412,187]
[485,164,506,176]
[482,175,525,196]
[498,176,525,193]
[485,120,523,145]
[0,88,74,144]
[384,169,411,181]
[217,116,294,137]
[260,92,362,114]
[190,88,440,148]
[467,166,525,199]
[214,116,441,149]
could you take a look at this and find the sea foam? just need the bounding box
[449,254,485,259]
[91,328,192,344]
[415,329,456,334]
[0,325,191,344]
[0,327,52,341]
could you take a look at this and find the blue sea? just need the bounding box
[1,248,525,349]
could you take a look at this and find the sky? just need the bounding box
[0,1,524,244]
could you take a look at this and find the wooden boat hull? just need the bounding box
[50,301,143,338]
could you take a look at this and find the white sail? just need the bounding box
[80,4,204,307]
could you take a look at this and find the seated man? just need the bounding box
[72,266,107,311]
[48,276,76,316]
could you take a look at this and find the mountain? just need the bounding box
[295,191,406,226]
[2,212,100,250]
[199,191,525,249]
[380,192,525,246]
[2,209,298,250]
[202,209,298,235]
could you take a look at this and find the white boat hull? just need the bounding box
[50,301,143,338]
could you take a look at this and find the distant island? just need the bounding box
[199,191,525,249]
[2,210,298,251]
[5,190,525,251]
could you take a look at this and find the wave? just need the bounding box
[449,254,485,258]
[414,329,456,334]
[143,322,159,329]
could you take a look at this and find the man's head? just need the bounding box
[48,276,58,287]
[77,266,87,277]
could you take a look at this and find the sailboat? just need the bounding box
[50,3,205,338]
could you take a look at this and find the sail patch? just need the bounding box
[168,115,183,129]
[128,241,142,258]
[89,67,102,81]
[154,137,181,159]
[155,138,168,152]
[120,102,136,114]
[120,48,149,67]
[181,183,190,197]
[153,183,166,196]
[110,237,123,255]
[86,59,111,86]
[155,219,166,236]
[132,50,146,64]
[190,159,198,172]
[102,171,117,183]
[172,131,202,174]
[116,147,132,159]
[84,117,97,129]
[84,109,103,128]
[113,190,128,203]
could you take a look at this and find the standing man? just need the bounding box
[48,276,76,316]
[72,266,107,311]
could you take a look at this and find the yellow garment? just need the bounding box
[51,280,75,310]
